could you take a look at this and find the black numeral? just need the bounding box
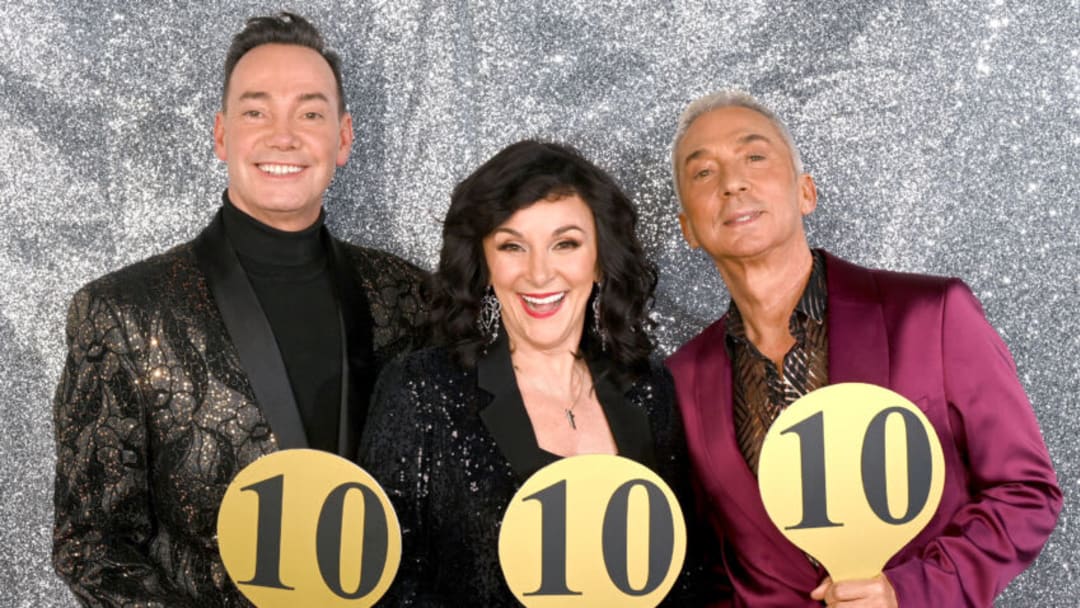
[602,480,675,595]
[782,412,843,530]
[861,407,934,524]
[239,475,390,598]
[316,482,390,598]
[523,480,582,596]
[779,406,935,528]
[525,478,676,596]
[238,474,295,589]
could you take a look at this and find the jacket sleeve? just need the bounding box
[52,288,196,607]
[358,356,448,607]
[884,280,1062,607]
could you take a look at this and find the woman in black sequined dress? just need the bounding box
[359,140,708,606]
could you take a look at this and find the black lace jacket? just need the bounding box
[52,211,428,607]
[359,334,709,606]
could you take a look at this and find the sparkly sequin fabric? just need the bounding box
[51,226,427,606]
[359,345,709,606]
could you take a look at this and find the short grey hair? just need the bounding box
[670,90,804,203]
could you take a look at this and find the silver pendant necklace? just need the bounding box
[513,357,589,430]
[565,362,588,430]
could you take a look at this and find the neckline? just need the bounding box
[221,192,327,268]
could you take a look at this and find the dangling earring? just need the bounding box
[478,286,501,345]
[591,282,609,351]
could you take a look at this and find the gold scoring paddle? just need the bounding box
[216,449,401,607]
[757,383,945,581]
[499,454,688,607]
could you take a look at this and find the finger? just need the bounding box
[828,579,875,602]
[809,576,832,600]
[827,576,895,607]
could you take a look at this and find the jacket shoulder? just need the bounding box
[634,359,676,395]
[335,240,429,281]
[824,250,961,301]
[867,265,959,296]
[666,316,727,371]
[72,241,199,309]
[386,346,462,382]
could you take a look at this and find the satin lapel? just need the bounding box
[192,211,307,450]
[821,251,891,388]
[477,333,549,480]
[586,357,656,470]
[694,321,801,559]
[327,237,375,460]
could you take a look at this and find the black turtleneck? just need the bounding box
[222,197,341,453]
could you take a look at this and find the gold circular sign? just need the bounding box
[216,449,401,607]
[499,454,687,607]
[758,383,945,581]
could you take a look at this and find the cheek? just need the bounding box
[569,251,599,287]
[482,252,515,289]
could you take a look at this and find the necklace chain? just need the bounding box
[513,359,590,431]
[565,363,587,430]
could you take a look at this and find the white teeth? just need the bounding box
[258,164,303,175]
[521,293,565,305]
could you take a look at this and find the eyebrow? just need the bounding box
[681,133,775,167]
[493,224,586,238]
[235,91,332,104]
[737,133,773,147]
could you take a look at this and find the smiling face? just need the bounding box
[675,105,816,266]
[482,194,600,355]
[214,43,353,231]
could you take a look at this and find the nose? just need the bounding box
[267,115,299,150]
[720,164,748,197]
[526,249,554,286]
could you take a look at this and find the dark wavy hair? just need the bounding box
[222,12,347,115]
[428,140,658,377]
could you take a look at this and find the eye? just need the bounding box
[748,154,766,162]
[554,239,581,251]
[302,111,323,120]
[692,168,712,180]
[242,109,263,118]
[497,242,524,252]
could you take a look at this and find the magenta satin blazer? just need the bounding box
[667,250,1061,607]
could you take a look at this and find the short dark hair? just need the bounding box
[222,12,346,114]
[429,140,658,377]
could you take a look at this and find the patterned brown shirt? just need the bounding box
[727,250,829,474]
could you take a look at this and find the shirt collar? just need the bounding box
[725,249,828,342]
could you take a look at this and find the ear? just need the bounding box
[797,173,817,216]
[336,113,354,167]
[213,112,227,162]
[678,212,700,249]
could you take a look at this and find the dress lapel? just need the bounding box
[477,334,654,480]
[586,355,656,470]
[477,333,553,480]
[193,211,308,450]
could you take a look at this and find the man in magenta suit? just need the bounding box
[665,90,1061,607]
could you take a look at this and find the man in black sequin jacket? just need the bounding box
[51,13,427,607]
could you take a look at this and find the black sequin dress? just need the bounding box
[359,332,709,606]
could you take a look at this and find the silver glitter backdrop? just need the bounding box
[1,1,1076,605]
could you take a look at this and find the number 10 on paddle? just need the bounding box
[757,383,945,581]
[216,450,402,608]
[498,454,688,607]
